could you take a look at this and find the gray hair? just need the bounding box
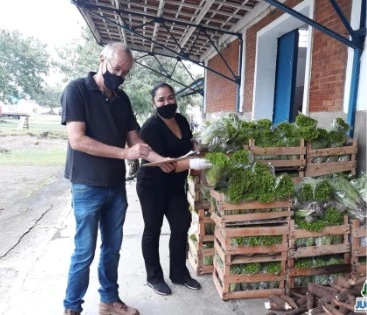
[101,42,133,60]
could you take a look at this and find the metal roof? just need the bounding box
[72,0,262,64]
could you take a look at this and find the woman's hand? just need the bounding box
[159,158,177,173]
[189,158,212,170]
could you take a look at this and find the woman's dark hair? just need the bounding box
[150,82,175,100]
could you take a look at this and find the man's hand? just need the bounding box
[125,143,151,160]
[189,158,212,170]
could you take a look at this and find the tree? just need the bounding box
[0,29,50,104]
[54,26,101,83]
[33,83,63,114]
[55,27,203,120]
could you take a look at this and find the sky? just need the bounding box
[0,0,84,48]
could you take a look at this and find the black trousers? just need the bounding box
[136,185,191,284]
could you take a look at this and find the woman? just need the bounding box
[136,82,211,296]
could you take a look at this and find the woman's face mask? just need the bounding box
[156,103,177,119]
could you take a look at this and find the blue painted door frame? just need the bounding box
[273,29,299,125]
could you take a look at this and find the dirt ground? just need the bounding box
[0,134,66,152]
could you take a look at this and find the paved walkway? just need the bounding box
[0,175,266,315]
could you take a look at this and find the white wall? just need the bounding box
[344,0,367,112]
[252,0,314,120]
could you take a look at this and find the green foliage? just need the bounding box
[204,152,230,187]
[311,128,329,149]
[33,83,63,112]
[274,173,294,200]
[0,28,50,103]
[54,27,202,121]
[229,149,251,165]
[226,168,257,202]
[314,180,333,201]
[295,216,327,232]
[296,182,314,202]
[295,113,318,128]
[327,130,346,147]
[253,163,276,202]
[241,263,261,274]
[263,262,282,274]
[324,208,344,225]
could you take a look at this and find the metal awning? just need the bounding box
[72,0,261,63]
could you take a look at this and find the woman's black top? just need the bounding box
[137,113,193,192]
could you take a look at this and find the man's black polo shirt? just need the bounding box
[61,72,137,187]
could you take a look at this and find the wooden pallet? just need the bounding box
[351,220,367,275]
[210,189,293,226]
[305,140,357,177]
[212,223,289,299]
[188,209,215,275]
[249,139,306,177]
[288,216,351,289]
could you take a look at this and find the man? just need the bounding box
[60,43,171,315]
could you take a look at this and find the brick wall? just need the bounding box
[206,39,240,113]
[309,0,351,112]
[243,0,351,113]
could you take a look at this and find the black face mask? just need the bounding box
[103,68,125,92]
[156,103,177,119]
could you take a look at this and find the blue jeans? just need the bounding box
[63,183,128,312]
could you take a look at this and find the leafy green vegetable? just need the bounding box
[241,263,261,274]
[324,207,344,225]
[229,149,252,165]
[262,262,282,274]
[314,179,333,201]
[274,173,294,200]
[295,114,318,128]
[204,152,230,187]
[295,216,327,232]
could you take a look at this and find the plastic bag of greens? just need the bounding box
[229,283,241,292]
[204,152,230,188]
[315,236,333,246]
[295,178,316,203]
[350,172,367,202]
[331,117,349,134]
[332,235,343,244]
[295,237,315,247]
[310,128,329,149]
[328,176,366,222]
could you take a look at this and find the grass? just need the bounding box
[0,114,66,137]
[0,114,67,166]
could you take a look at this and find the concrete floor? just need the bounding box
[0,176,266,315]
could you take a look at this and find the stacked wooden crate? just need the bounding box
[287,216,351,289]
[210,189,293,300]
[351,220,367,275]
[248,139,358,179]
[187,172,214,275]
[305,140,357,177]
[248,139,306,182]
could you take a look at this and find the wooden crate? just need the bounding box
[305,140,357,177]
[249,139,306,177]
[351,220,367,275]
[288,216,351,288]
[187,177,210,209]
[210,189,293,226]
[213,224,289,300]
[188,209,215,275]
[188,238,214,275]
